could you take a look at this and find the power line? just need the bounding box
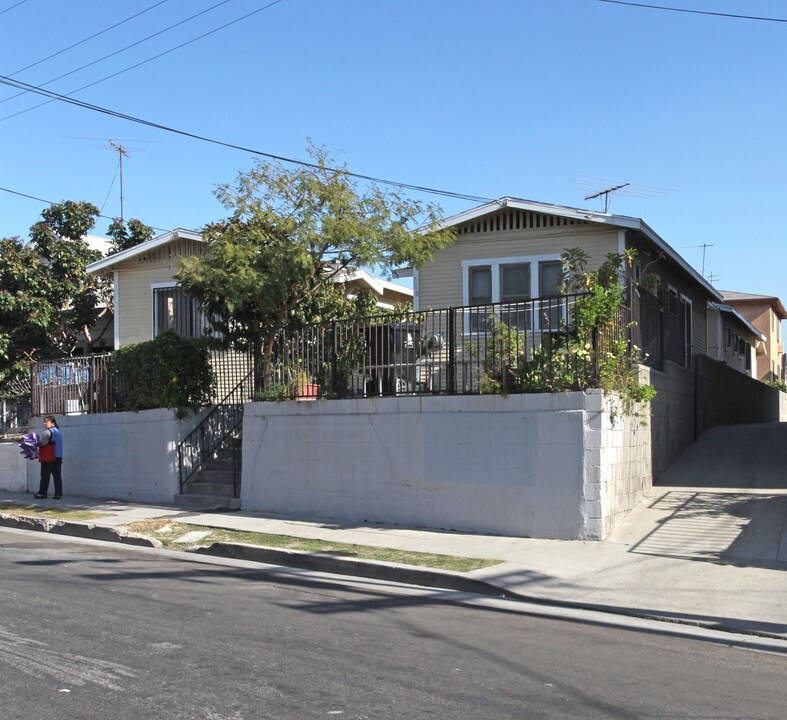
[5,1,171,79]
[0,0,286,122]
[596,0,787,23]
[0,0,234,107]
[0,74,493,204]
[0,1,27,17]
[0,184,167,232]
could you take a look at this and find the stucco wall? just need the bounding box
[24,409,196,503]
[0,441,27,492]
[241,391,649,540]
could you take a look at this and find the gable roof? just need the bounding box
[86,228,412,300]
[432,197,723,302]
[333,268,413,298]
[86,228,202,275]
[720,290,787,319]
[710,302,765,341]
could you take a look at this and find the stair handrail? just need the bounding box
[177,368,254,493]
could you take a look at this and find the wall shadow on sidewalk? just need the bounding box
[629,490,787,567]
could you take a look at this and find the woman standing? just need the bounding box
[34,415,63,499]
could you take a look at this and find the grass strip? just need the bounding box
[124,519,501,573]
[0,501,109,522]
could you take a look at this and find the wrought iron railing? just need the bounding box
[30,290,669,415]
[177,368,254,496]
[260,293,608,398]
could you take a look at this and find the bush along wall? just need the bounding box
[113,331,214,418]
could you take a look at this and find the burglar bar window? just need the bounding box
[153,286,207,339]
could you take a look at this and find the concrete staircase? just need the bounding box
[174,433,242,510]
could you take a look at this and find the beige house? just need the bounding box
[411,197,724,369]
[85,229,412,348]
[719,291,786,383]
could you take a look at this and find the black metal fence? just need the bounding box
[31,289,677,414]
[261,293,615,399]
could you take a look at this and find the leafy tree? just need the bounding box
[177,145,455,390]
[0,237,58,389]
[107,217,154,253]
[0,201,117,391]
[29,200,113,353]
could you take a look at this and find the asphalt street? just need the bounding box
[1,529,785,720]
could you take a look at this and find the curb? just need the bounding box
[0,512,158,548]
[189,541,510,598]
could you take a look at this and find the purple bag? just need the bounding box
[18,432,39,460]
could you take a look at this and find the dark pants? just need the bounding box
[38,459,63,497]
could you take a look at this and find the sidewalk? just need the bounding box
[2,487,785,640]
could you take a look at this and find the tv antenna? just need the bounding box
[63,136,150,220]
[107,140,130,221]
[688,243,715,277]
[584,183,630,212]
[571,175,680,212]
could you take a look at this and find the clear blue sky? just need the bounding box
[1,0,785,299]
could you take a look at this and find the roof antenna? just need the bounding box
[107,139,130,221]
[584,183,630,212]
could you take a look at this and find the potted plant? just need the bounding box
[293,368,319,400]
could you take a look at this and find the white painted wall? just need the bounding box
[241,391,649,540]
[24,409,196,503]
[0,442,28,492]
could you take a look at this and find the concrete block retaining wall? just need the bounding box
[241,391,651,540]
[0,441,27,492]
[23,409,194,503]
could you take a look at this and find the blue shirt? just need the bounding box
[49,426,63,459]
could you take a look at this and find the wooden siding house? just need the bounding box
[85,229,413,350]
[706,302,763,377]
[412,197,725,371]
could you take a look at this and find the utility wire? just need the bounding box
[0,184,168,231]
[5,0,171,79]
[596,0,787,23]
[0,1,27,17]
[0,74,493,204]
[0,0,286,121]
[0,0,234,107]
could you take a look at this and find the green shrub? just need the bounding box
[113,331,214,418]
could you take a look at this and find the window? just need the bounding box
[468,266,492,305]
[152,285,208,339]
[462,255,562,331]
[539,261,562,329]
[725,328,731,347]
[500,264,530,302]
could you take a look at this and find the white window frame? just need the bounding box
[462,254,562,304]
[461,254,562,332]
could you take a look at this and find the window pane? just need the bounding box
[539,261,562,296]
[500,263,530,302]
[469,266,492,305]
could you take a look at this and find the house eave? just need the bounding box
[86,228,203,275]
[431,197,723,303]
[711,302,766,341]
